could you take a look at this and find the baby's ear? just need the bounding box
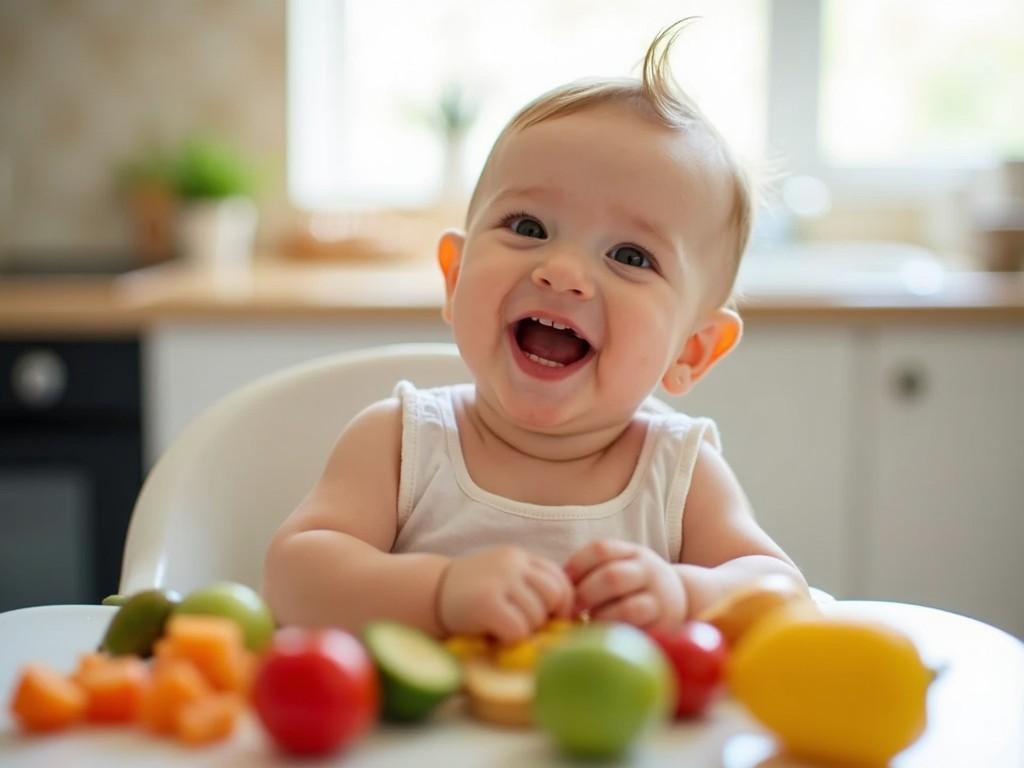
[661,307,742,396]
[437,229,465,324]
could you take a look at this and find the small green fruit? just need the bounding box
[100,588,181,656]
[535,623,674,759]
[175,581,275,652]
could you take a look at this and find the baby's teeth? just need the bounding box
[532,317,576,334]
[526,352,565,368]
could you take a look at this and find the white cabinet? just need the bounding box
[145,317,450,461]
[860,327,1024,637]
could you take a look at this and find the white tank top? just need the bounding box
[391,381,721,564]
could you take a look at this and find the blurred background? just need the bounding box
[0,1,1021,637]
[1,0,1022,266]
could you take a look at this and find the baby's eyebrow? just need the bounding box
[608,204,676,255]
[489,184,565,208]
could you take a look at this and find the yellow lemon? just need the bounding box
[728,607,934,765]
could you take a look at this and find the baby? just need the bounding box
[264,23,807,643]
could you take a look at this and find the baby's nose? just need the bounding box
[531,251,595,299]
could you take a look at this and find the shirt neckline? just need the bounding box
[438,385,659,521]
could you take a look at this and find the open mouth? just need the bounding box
[512,316,592,369]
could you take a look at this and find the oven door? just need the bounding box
[0,339,142,612]
[0,428,141,612]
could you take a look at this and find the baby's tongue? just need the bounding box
[516,321,588,365]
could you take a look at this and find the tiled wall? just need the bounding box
[0,0,288,260]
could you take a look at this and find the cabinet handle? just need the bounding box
[892,365,927,401]
[11,348,68,409]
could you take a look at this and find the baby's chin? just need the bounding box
[494,388,636,438]
[496,396,575,433]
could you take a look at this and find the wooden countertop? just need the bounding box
[2,259,1024,337]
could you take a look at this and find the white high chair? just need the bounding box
[119,343,471,595]
[119,342,832,605]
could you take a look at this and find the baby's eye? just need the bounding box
[608,244,653,269]
[507,215,547,239]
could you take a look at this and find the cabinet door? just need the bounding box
[663,326,858,598]
[147,318,450,461]
[863,327,1024,637]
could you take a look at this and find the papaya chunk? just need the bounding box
[176,692,243,745]
[10,664,87,732]
[75,653,150,723]
[139,658,211,734]
[158,615,250,692]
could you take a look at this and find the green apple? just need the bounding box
[174,581,275,652]
[534,622,675,759]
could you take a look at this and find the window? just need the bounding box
[289,0,1023,211]
[822,1,1023,167]
[288,0,766,210]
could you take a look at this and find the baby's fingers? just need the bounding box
[487,597,533,645]
[509,582,548,631]
[564,539,637,585]
[590,592,659,628]
[574,558,647,613]
[525,561,574,619]
[573,557,643,618]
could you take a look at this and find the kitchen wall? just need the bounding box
[0,0,288,259]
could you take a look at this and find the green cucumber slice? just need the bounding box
[363,621,462,722]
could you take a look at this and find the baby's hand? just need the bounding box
[565,539,686,632]
[437,546,574,643]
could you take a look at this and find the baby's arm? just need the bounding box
[263,397,574,641]
[566,441,807,628]
[674,440,808,616]
[262,398,450,635]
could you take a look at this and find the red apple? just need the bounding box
[649,621,727,718]
[252,627,379,755]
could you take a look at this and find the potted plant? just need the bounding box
[173,137,259,270]
[408,83,480,208]
[117,147,178,266]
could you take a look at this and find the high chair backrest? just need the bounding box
[118,344,471,595]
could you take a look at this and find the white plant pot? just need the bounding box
[177,196,257,270]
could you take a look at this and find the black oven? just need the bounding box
[0,339,142,612]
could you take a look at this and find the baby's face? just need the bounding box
[445,102,736,432]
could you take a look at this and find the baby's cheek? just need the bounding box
[618,320,676,378]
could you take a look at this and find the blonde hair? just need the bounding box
[466,20,754,304]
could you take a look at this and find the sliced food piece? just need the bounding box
[697,573,812,647]
[139,659,211,734]
[158,614,250,692]
[175,691,243,745]
[362,622,462,722]
[10,664,87,732]
[463,658,534,728]
[74,653,150,722]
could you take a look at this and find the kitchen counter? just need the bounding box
[2,259,1024,336]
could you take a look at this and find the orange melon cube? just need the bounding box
[139,659,210,734]
[9,664,86,732]
[72,652,108,683]
[175,692,243,745]
[75,654,150,723]
[160,615,248,692]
